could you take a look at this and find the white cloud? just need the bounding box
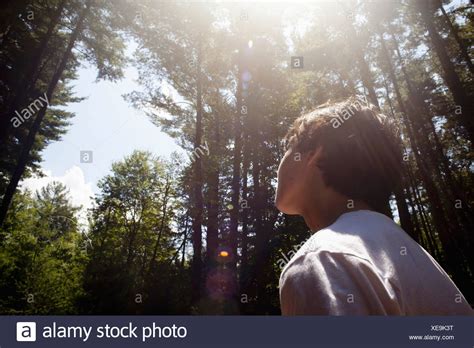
[20,166,94,228]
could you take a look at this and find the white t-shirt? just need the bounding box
[279,210,473,315]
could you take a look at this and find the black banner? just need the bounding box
[1,316,472,347]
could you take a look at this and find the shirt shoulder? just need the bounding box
[281,210,411,278]
[279,249,403,315]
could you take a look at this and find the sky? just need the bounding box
[21,46,183,220]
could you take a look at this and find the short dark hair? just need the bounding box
[283,96,403,211]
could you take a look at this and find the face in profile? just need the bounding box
[275,146,324,216]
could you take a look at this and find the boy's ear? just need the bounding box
[307,146,323,166]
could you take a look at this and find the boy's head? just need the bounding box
[275,97,403,221]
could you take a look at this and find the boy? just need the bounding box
[275,97,472,315]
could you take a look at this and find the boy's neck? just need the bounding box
[302,191,372,232]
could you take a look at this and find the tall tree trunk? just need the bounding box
[407,167,440,259]
[248,95,268,312]
[181,216,189,268]
[205,95,220,266]
[405,183,422,242]
[343,17,380,107]
[383,78,416,238]
[229,53,243,281]
[0,0,93,227]
[148,177,171,274]
[239,132,250,311]
[252,153,265,311]
[418,2,474,143]
[191,36,204,306]
[437,0,474,76]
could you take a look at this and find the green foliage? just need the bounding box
[80,151,190,314]
[0,182,85,314]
